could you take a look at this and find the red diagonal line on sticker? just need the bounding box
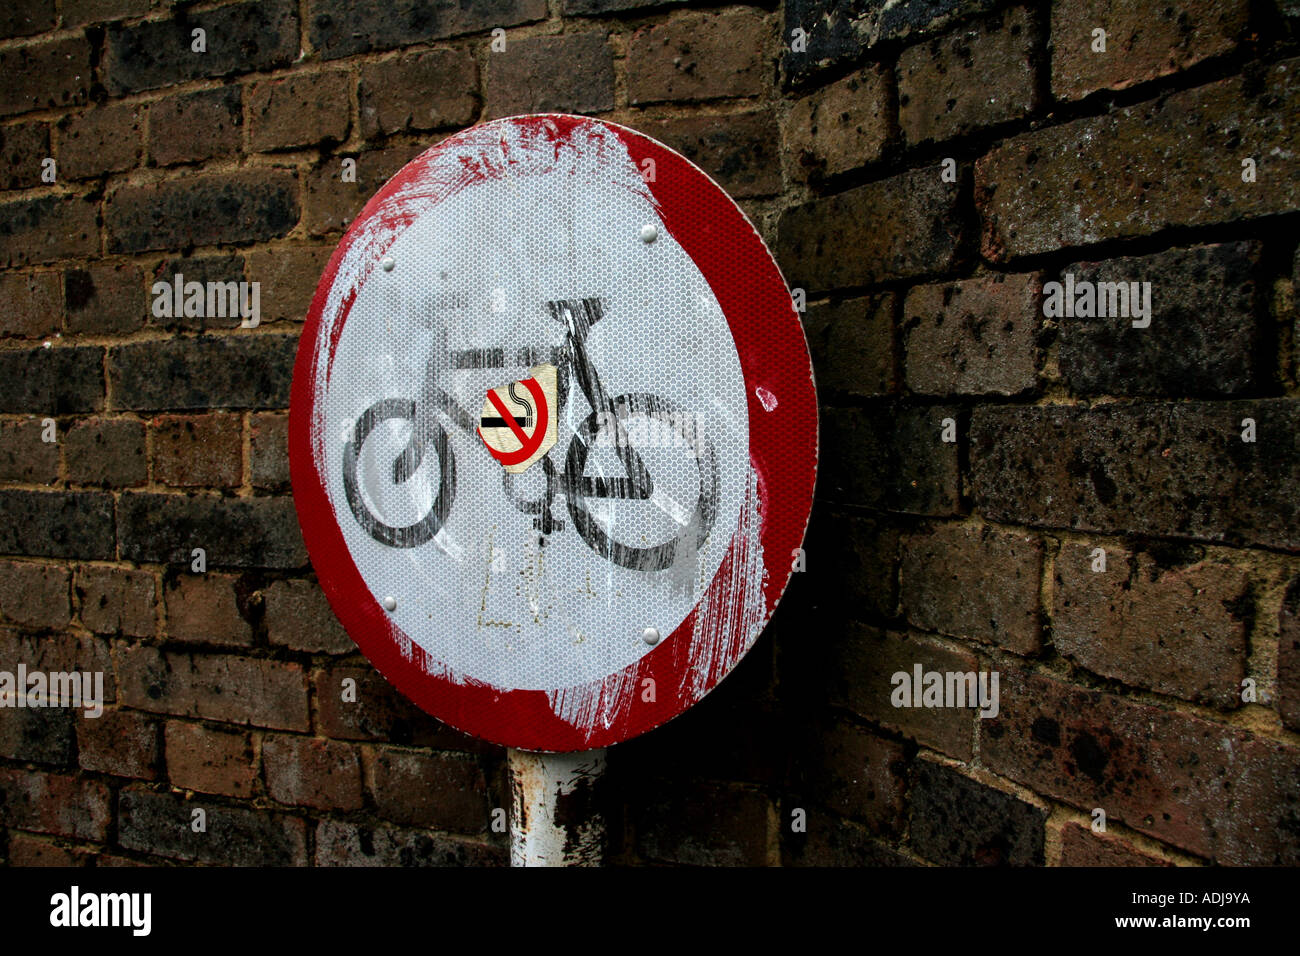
[487,388,531,448]
[479,377,548,467]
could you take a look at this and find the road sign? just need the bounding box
[289,114,817,751]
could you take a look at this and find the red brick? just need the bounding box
[0,767,111,840]
[1279,576,1300,732]
[0,195,99,268]
[64,418,147,488]
[982,666,1300,864]
[785,65,890,182]
[64,261,146,335]
[148,86,242,167]
[0,35,92,117]
[263,734,362,811]
[263,578,351,654]
[116,644,310,731]
[164,720,257,797]
[245,247,331,325]
[364,746,487,831]
[76,565,155,637]
[0,271,60,339]
[360,49,477,138]
[484,33,614,118]
[314,820,505,866]
[1051,0,1249,102]
[0,628,114,701]
[0,418,59,483]
[6,833,89,866]
[249,412,290,491]
[628,10,769,105]
[145,254,247,332]
[903,273,1041,396]
[76,707,158,778]
[1057,821,1173,866]
[57,103,143,179]
[803,293,896,397]
[0,559,70,630]
[631,109,782,199]
[248,70,351,152]
[164,573,253,646]
[151,413,242,488]
[1053,542,1249,707]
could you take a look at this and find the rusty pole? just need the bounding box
[507,747,607,866]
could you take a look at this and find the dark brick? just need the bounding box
[152,413,243,488]
[636,783,771,865]
[164,721,256,797]
[314,663,485,750]
[628,10,768,105]
[778,165,962,293]
[0,271,60,339]
[116,493,306,569]
[76,708,158,779]
[803,508,900,621]
[307,0,547,60]
[0,559,70,629]
[364,746,487,831]
[303,143,423,237]
[485,33,614,118]
[900,523,1042,655]
[146,255,247,332]
[116,643,310,731]
[104,0,299,95]
[65,262,146,336]
[0,1,55,39]
[0,419,58,483]
[360,49,478,139]
[971,400,1300,550]
[1051,0,1249,102]
[109,334,296,410]
[263,734,362,811]
[1277,576,1300,732]
[245,247,330,325]
[65,419,147,488]
[785,65,890,182]
[164,573,253,646]
[107,170,298,254]
[0,35,92,116]
[117,787,307,865]
[0,194,99,267]
[314,820,504,866]
[0,706,72,765]
[249,412,290,491]
[76,564,155,637]
[1057,821,1174,866]
[263,578,352,654]
[0,122,50,190]
[802,720,907,833]
[909,759,1046,865]
[62,0,152,27]
[0,346,103,414]
[58,103,143,179]
[149,86,243,167]
[820,403,960,515]
[1058,242,1263,397]
[563,0,686,13]
[0,768,110,840]
[803,292,896,397]
[904,273,1041,396]
[6,833,88,866]
[898,5,1035,144]
[783,808,915,866]
[1053,542,1249,708]
[0,490,115,559]
[982,665,1300,864]
[0,628,114,699]
[978,61,1300,260]
[634,109,781,199]
[248,70,351,152]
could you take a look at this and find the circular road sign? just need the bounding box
[290,114,817,751]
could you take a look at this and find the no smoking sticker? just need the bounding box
[478,363,558,474]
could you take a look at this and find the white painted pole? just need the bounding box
[507,747,607,867]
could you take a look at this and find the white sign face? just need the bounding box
[318,122,752,693]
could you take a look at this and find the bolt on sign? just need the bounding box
[289,115,817,751]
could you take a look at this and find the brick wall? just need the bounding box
[1,0,1297,867]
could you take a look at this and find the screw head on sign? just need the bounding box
[639,224,658,244]
[381,256,396,272]
[382,596,397,612]
[641,627,660,646]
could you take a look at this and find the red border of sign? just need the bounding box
[290,115,817,751]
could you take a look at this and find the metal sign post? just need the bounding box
[290,115,816,866]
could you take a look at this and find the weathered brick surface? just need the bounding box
[0,490,115,560]
[0,195,99,267]
[785,66,890,182]
[485,33,615,118]
[0,272,60,339]
[76,708,159,779]
[64,262,146,336]
[245,247,331,324]
[982,666,1300,864]
[0,346,103,414]
[360,49,478,138]
[1278,577,1300,732]
[820,404,960,515]
[909,759,1046,865]
[905,273,1040,396]
[106,170,299,254]
[803,293,896,397]
[629,10,768,105]
[5,833,87,867]
[146,255,247,332]
[303,143,423,236]
[1051,0,1249,102]
[364,747,487,831]
[971,400,1300,550]
[307,0,548,60]
[164,573,253,647]
[0,1,55,39]
[164,721,257,797]
[899,5,1035,144]
[76,564,155,637]
[783,808,915,866]
[104,0,300,94]
[634,109,782,199]
[109,335,297,410]
[900,523,1043,655]
[778,165,962,292]
[315,820,504,866]
[0,559,70,630]
[249,412,290,491]
[149,87,243,167]
[263,578,352,654]
[803,508,900,621]
[0,35,92,116]
[0,419,58,483]
[0,768,111,840]
[117,493,306,568]
[152,413,243,488]
[263,734,363,811]
[0,122,50,191]
[1053,542,1249,708]
[0,628,114,699]
[314,664,487,750]
[64,419,147,488]
[58,104,143,179]
[1057,821,1173,866]
[1058,243,1263,397]
[63,0,153,27]
[563,0,686,13]
[635,783,771,865]
[799,720,907,834]
[978,60,1300,260]
[0,706,72,764]
[248,71,352,152]
[117,787,308,865]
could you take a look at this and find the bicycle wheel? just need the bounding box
[564,392,719,572]
[342,397,456,549]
